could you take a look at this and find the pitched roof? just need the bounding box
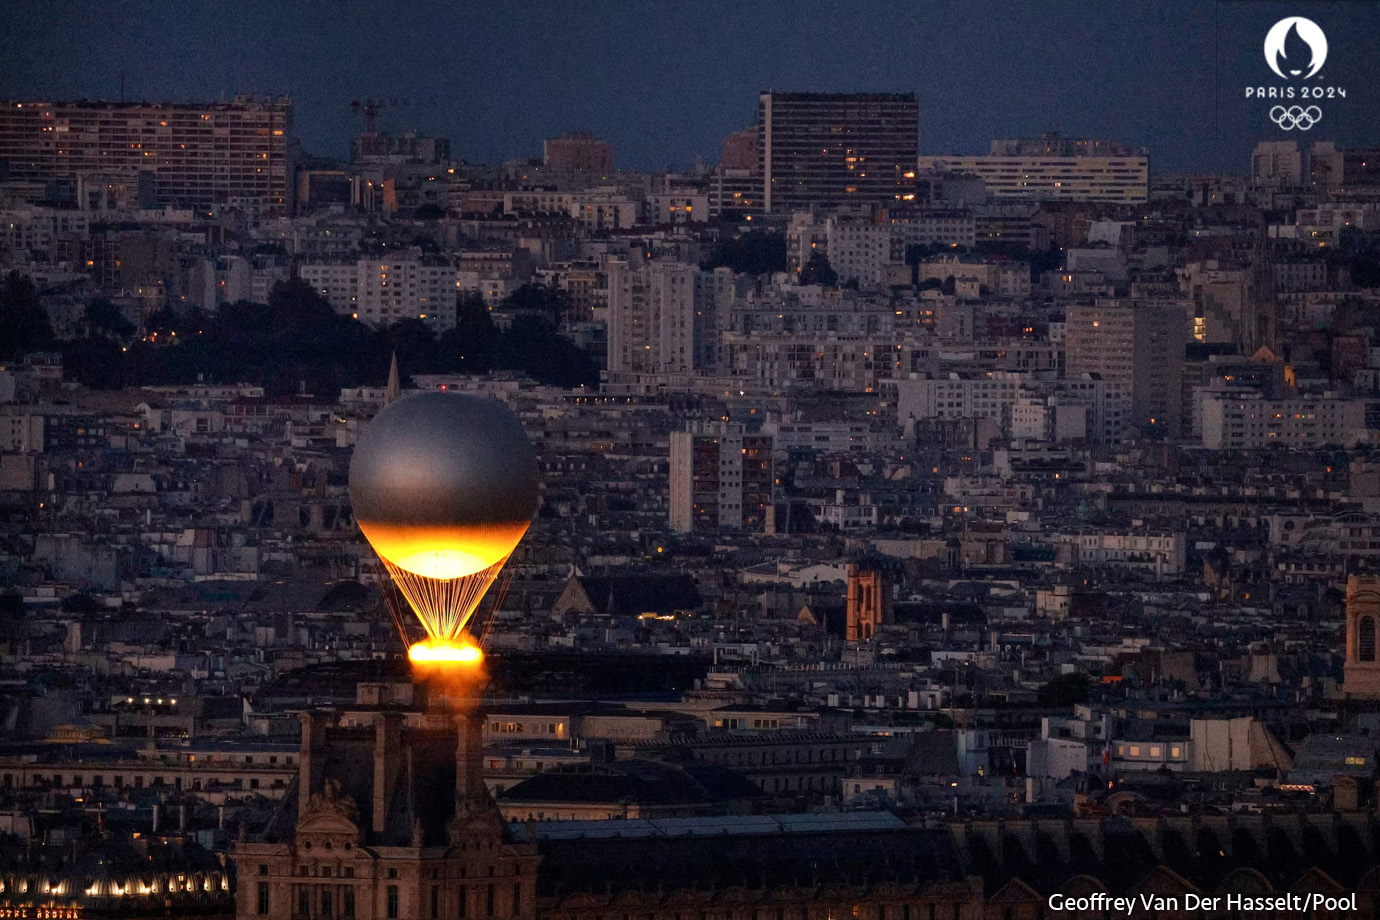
[571,575,701,616]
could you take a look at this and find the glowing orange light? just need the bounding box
[408,641,484,666]
[356,521,529,580]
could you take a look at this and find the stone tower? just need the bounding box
[1345,575,1380,698]
[846,563,888,641]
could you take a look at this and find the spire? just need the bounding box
[385,352,400,406]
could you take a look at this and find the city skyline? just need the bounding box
[3,1,1380,173]
[9,5,1380,919]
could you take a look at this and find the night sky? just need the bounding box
[3,1,1379,174]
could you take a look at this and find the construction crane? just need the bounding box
[349,97,437,137]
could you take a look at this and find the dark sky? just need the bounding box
[3,1,1378,174]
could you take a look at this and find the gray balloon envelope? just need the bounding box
[349,391,539,528]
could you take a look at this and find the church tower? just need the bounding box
[846,563,888,641]
[1344,575,1380,698]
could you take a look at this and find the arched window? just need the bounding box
[1361,615,1376,662]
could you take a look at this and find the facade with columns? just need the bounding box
[233,711,539,920]
[232,704,1380,920]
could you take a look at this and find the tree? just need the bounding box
[503,283,571,325]
[799,253,838,287]
[702,231,787,275]
[494,314,599,388]
[83,298,134,339]
[380,319,439,379]
[62,337,126,389]
[267,278,340,336]
[0,271,53,358]
[439,295,497,373]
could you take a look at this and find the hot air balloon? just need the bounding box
[349,391,539,666]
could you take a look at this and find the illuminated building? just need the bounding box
[758,92,919,214]
[0,97,293,215]
[1311,141,1380,188]
[711,127,763,219]
[233,711,540,920]
[1346,575,1380,699]
[845,563,889,641]
[1199,392,1367,450]
[606,260,742,377]
[710,166,764,219]
[917,153,1149,203]
[988,132,1134,157]
[1064,301,1190,439]
[298,255,459,332]
[230,709,1380,920]
[668,422,773,534]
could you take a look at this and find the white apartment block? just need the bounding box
[297,262,360,312]
[569,189,641,230]
[607,261,738,376]
[1201,393,1368,449]
[668,422,774,534]
[825,219,898,288]
[891,211,976,248]
[918,155,1149,203]
[0,206,91,252]
[897,375,1020,424]
[1059,532,1187,576]
[898,375,1119,443]
[917,256,1031,297]
[720,333,915,393]
[503,191,573,215]
[299,257,459,332]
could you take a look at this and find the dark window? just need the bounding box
[323,889,334,918]
[259,865,269,876]
[388,885,400,919]
[1362,616,1377,662]
[298,886,310,917]
[459,887,468,918]
[513,883,521,915]
[487,884,495,917]
[256,882,269,915]
[345,888,355,918]
[432,886,441,919]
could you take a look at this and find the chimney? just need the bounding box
[372,713,404,834]
[296,712,331,822]
[455,710,487,806]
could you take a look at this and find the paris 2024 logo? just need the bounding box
[1245,16,1346,131]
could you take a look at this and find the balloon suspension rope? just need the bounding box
[381,555,510,646]
[472,565,517,648]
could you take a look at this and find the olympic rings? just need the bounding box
[1269,105,1322,130]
